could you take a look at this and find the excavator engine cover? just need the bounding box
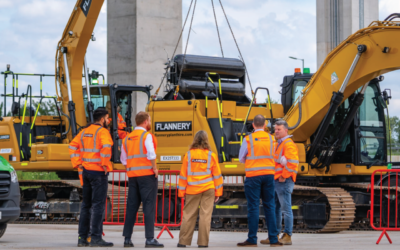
[169,54,246,98]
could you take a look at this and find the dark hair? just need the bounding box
[93,108,109,122]
[253,114,265,127]
[135,111,150,126]
[189,130,211,150]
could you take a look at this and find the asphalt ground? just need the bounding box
[1,224,400,249]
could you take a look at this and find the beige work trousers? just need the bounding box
[179,188,215,246]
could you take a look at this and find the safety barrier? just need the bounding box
[369,169,400,244]
[103,170,184,239]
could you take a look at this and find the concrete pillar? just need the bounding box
[316,0,378,68]
[108,0,182,121]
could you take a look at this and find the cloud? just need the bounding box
[379,0,400,20]
[0,0,13,8]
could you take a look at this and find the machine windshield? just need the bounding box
[291,80,307,104]
[358,84,386,164]
[83,86,111,119]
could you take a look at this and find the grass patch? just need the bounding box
[16,171,60,181]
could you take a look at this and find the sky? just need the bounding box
[0,0,399,116]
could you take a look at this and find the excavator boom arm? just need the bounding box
[55,0,104,139]
[286,21,400,143]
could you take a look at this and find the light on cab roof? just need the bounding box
[294,68,301,73]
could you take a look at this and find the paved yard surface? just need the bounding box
[1,224,399,249]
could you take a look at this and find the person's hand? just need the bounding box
[154,169,159,178]
[78,165,83,170]
[215,196,220,203]
[279,176,286,182]
[102,166,108,175]
[280,156,287,166]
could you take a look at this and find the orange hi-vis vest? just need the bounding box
[69,124,113,173]
[244,130,275,177]
[117,113,127,139]
[177,149,223,198]
[123,129,157,177]
[274,137,299,182]
[108,113,128,140]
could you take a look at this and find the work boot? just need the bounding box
[124,238,134,248]
[237,240,257,247]
[145,238,164,248]
[270,242,284,247]
[279,233,292,245]
[177,243,186,247]
[89,238,114,247]
[260,235,280,245]
[77,237,89,247]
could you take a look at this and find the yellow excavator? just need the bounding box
[0,0,399,232]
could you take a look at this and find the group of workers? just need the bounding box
[69,107,298,248]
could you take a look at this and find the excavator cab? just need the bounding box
[280,68,313,114]
[83,84,151,163]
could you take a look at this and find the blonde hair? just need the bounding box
[189,130,211,150]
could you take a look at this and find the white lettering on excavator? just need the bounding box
[82,0,91,11]
[155,122,192,132]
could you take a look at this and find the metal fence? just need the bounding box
[103,170,184,239]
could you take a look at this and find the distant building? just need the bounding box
[107,0,182,122]
[316,0,378,68]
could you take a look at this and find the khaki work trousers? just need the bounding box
[179,188,215,246]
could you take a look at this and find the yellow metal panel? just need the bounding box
[224,165,238,168]
[30,144,70,162]
[222,101,236,118]
[216,205,238,209]
[0,117,20,162]
[151,100,194,165]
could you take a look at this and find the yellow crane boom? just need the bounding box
[286,21,400,143]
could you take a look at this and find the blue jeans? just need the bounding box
[275,178,295,236]
[244,175,278,244]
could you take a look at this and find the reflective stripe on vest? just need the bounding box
[126,132,147,160]
[127,166,153,171]
[275,165,298,174]
[245,166,275,172]
[247,133,274,160]
[83,158,101,162]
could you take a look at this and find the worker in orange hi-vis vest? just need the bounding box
[177,130,223,248]
[68,108,114,248]
[106,101,128,140]
[237,115,282,247]
[120,111,164,248]
[272,120,298,246]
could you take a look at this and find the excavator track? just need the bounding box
[214,184,356,233]
[312,187,356,233]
